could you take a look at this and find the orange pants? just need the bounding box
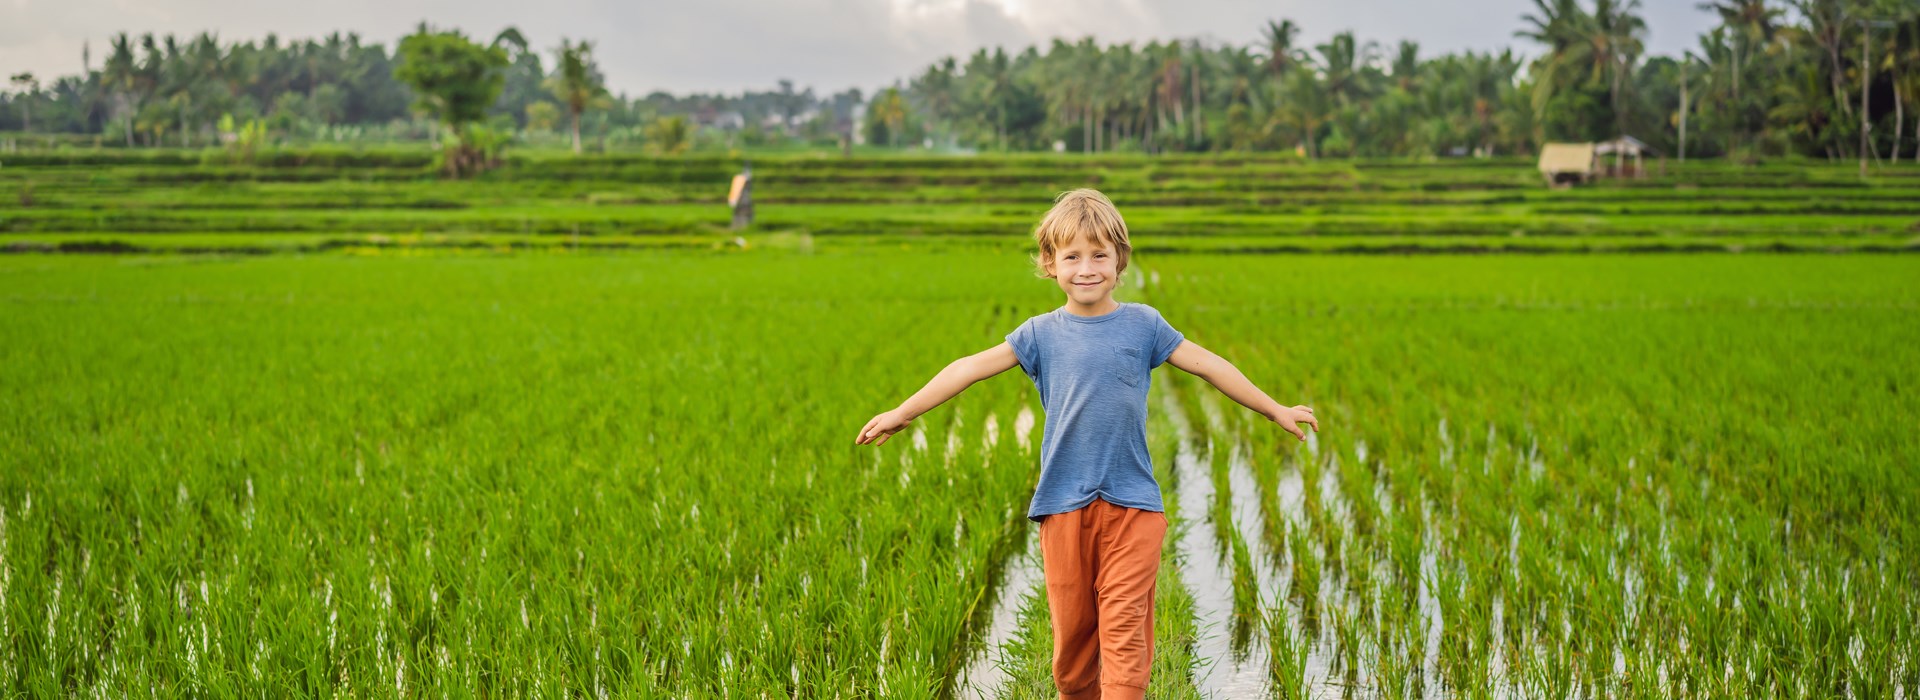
[1038,498,1168,700]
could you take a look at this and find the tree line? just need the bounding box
[0,25,865,164]
[885,0,1920,161]
[4,1,1918,164]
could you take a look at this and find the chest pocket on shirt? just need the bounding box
[1109,345,1141,387]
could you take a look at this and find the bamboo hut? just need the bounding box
[1538,142,1596,187]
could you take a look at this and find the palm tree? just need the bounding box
[1270,68,1332,157]
[972,48,1014,150]
[1788,0,1852,121]
[492,28,529,55]
[1518,0,1644,136]
[1077,38,1108,151]
[646,115,690,155]
[546,38,607,154]
[1186,39,1208,145]
[1218,45,1264,110]
[1120,44,1157,149]
[1697,0,1783,106]
[134,34,166,144]
[1261,19,1303,78]
[1035,39,1077,148]
[872,87,908,147]
[1314,31,1378,154]
[1315,32,1374,107]
[8,73,35,131]
[1768,61,1842,158]
[912,57,959,144]
[1594,0,1647,134]
[1391,41,1421,94]
[1891,17,1920,163]
[1153,41,1186,147]
[101,33,139,145]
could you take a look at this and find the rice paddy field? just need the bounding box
[4,150,1920,255]
[1,150,1917,698]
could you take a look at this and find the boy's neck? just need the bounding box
[1062,297,1121,317]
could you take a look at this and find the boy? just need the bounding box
[855,189,1318,700]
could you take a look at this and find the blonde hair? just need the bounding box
[1031,188,1131,279]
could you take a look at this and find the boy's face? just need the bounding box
[1048,233,1120,307]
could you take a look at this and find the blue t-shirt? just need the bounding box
[1005,302,1185,522]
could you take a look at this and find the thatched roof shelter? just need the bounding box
[1540,136,1662,187]
[1538,142,1596,187]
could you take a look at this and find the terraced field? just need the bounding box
[4,150,1919,254]
[1,151,1915,697]
[2,249,1914,698]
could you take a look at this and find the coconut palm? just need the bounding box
[1315,31,1376,108]
[912,57,959,144]
[1391,41,1421,94]
[1518,0,1645,135]
[546,38,607,154]
[101,34,141,145]
[1270,68,1332,157]
[871,87,908,148]
[1594,0,1648,134]
[1787,0,1852,120]
[8,73,35,131]
[1261,19,1304,78]
[1697,0,1783,105]
[1217,45,1264,110]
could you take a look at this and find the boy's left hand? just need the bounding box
[1271,405,1318,441]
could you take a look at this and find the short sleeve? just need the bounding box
[1149,311,1184,368]
[1006,318,1040,379]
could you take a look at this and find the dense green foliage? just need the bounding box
[394,28,511,177]
[5,1,1916,159]
[1,252,1914,697]
[0,28,856,154]
[897,0,1920,160]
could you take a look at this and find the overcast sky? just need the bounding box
[4,0,1719,97]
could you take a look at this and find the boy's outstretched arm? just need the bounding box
[856,342,1021,446]
[1164,339,1320,441]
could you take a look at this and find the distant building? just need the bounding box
[1539,136,1661,187]
[695,110,745,131]
[1594,136,1659,179]
[1538,142,1596,187]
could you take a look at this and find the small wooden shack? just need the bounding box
[1538,142,1596,187]
[1594,136,1658,178]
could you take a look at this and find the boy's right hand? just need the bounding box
[856,410,912,446]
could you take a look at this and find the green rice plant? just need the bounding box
[2,242,1914,696]
[1264,607,1310,700]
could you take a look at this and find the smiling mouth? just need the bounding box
[1073,281,1100,287]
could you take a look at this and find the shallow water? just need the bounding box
[953,528,1045,700]
[1161,390,1274,699]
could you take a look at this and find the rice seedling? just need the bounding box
[2,151,1915,697]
